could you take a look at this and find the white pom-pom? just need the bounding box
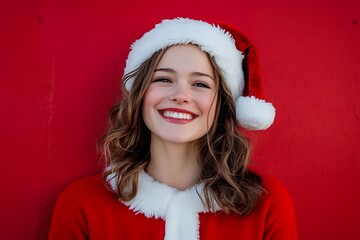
[235,96,276,130]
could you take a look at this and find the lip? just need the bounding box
[158,108,198,123]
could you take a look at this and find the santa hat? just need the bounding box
[124,18,275,130]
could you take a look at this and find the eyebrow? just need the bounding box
[154,68,214,80]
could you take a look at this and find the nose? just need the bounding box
[169,84,191,103]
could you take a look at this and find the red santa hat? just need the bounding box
[124,18,275,130]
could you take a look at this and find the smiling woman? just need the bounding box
[48,18,296,240]
[143,44,217,146]
[143,45,218,190]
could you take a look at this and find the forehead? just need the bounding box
[155,44,214,75]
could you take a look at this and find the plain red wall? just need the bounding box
[1,0,359,239]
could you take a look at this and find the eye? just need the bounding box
[152,77,172,83]
[193,81,211,89]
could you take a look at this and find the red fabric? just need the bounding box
[217,23,265,99]
[48,173,297,240]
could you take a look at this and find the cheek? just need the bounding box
[142,86,164,123]
[143,86,161,108]
[197,93,217,122]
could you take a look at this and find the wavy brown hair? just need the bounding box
[99,45,263,215]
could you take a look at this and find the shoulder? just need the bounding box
[59,173,103,196]
[49,174,105,239]
[254,171,295,213]
[253,171,298,239]
[55,173,115,209]
[259,173,293,203]
[61,173,104,193]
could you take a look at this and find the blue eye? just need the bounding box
[194,82,210,89]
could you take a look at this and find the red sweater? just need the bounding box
[48,172,297,240]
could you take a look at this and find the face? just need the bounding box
[142,44,217,145]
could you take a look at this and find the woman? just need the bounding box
[49,18,297,240]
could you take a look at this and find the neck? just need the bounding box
[147,135,201,190]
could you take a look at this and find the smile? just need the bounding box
[162,111,193,120]
[158,108,198,122]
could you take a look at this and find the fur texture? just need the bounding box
[236,96,276,130]
[124,18,244,98]
[108,171,220,240]
[123,18,276,130]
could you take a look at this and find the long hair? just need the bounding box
[99,46,263,215]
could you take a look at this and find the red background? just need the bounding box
[1,0,359,239]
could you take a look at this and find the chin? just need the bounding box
[157,134,191,143]
[162,134,206,145]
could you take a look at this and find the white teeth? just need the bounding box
[163,111,193,120]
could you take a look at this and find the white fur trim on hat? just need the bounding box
[124,18,244,99]
[123,17,276,130]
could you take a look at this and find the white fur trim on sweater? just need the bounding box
[107,171,220,240]
[124,18,244,99]
[236,96,276,130]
